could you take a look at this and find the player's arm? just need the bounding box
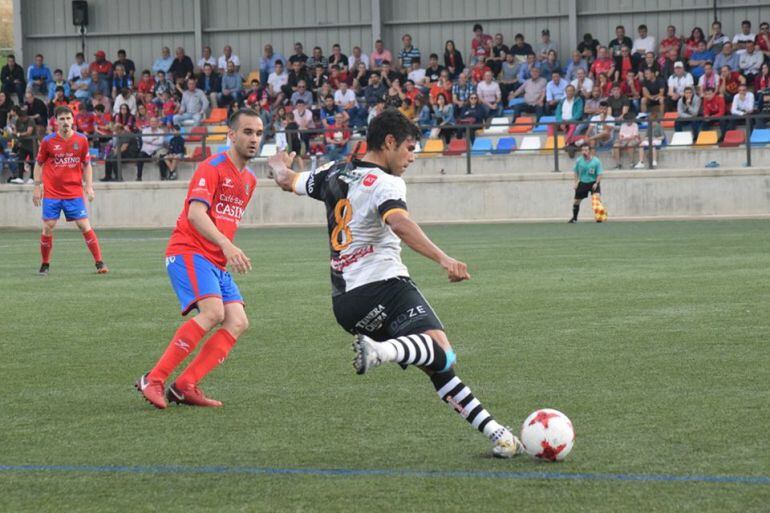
[83,161,95,201]
[267,151,300,192]
[385,211,470,283]
[187,201,252,273]
[32,161,44,206]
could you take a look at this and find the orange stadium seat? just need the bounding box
[508,116,535,134]
[204,108,228,124]
[661,111,678,129]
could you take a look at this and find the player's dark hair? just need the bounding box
[366,108,420,153]
[54,105,73,118]
[228,108,261,129]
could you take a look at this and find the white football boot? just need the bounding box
[352,334,384,375]
[491,426,525,458]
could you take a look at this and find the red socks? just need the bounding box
[174,329,238,389]
[40,234,53,264]
[82,229,103,262]
[148,319,206,383]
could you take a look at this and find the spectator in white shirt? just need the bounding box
[136,117,169,181]
[267,60,288,106]
[739,41,763,83]
[197,46,217,71]
[67,52,89,83]
[218,45,240,74]
[348,47,370,71]
[632,24,656,67]
[730,83,754,121]
[666,61,694,111]
[476,70,502,118]
[333,81,365,126]
[407,59,427,90]
[732,20,755,52]
[570,67,594,98]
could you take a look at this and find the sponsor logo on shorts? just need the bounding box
[355,304,387,332]
[388,305,428,333]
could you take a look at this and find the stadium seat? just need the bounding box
[493,137,516,154]
[203,108,228,124]
[669,131,693,146]
[695,131,718,147]
[542,135,565,151]
[471,137,494,155]
[508,116,535,134]
[187,125,207,143]
[661,111,678,129]
[443,138,468,156]
[419,138,444,157]
[260,143,277,157]
[720,130,745,147]
[749,129,770,146]
[532,116,555,133]
[508,98,526,107]
[191,146,212,160]
[353,140,367,157]
[207,125,229,143]
[484,117,510,135]
[519,136,542,151]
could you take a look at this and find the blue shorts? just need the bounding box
[42,197,88,221]
[166,253,243,315]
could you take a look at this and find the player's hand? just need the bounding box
[223,242,252,274]
[32,185,42,207]
[266,150,296,184]
[85,186,95,202]
[440,256,470,282]
[592,183,598,191]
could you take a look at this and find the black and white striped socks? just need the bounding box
[430,369,503,440]
[375,333,451,372]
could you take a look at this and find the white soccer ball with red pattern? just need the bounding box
[520,408,575,461]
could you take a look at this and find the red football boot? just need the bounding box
[165,383,223,407]
[135,373,167,409]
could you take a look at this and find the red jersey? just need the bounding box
[137,78,155,95]
[703,95,726,117]
[166,152,258,269]
[76,111,96,134]
[36,131,91,199]
[590,58,614,77]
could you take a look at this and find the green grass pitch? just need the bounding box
[1,220,768,512]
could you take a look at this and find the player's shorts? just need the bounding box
[332,276,444,341]
[166,253,243,316]
[575,181,601,200]
[42,197,88,221]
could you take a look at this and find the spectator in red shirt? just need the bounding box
[75,102,96,134]
[659,25,682,57]
[89,50,113,82]
[324,112,351,161]
[137,70,154,95]
[702,87,727,135]
[717,65,745,103]
[757,22,770,61]
[621,69,643,112]
[471,23,493,65]
[614,46,633,82]
[471,59,491,84]
[684,27,706,60]
[590,47,615,80]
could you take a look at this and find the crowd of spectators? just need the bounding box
[2,18,770,181]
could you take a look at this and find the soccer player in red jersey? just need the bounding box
[135,109,262,409]
[32,106,108,276]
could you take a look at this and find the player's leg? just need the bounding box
[72,212,108,273]
[39,212,58,275]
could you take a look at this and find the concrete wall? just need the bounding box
[3,167,769,229]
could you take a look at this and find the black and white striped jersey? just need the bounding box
[292,159,410,296]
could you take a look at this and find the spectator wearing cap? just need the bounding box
[369,40,393,72]
[67,52,89,84]
[509,34,534,64]
[87,50,113,84]
[27,54,53,96]
[260,44,286,86]
[399,34,421,70]
[538,29,557,62]
[197,46,217,71]
[152,47,173,74]
[666,62,693,111]
[47,69,70,101]
[113,49,136,81]
[218,45,241,74]
[470,24,493,65]
[169,47,194,84]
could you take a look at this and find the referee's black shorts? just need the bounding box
[575,181,600,200]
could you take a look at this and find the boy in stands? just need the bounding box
[135,109,262,409]
[32,106,108,275]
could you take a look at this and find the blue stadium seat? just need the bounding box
[749,129,770,146]
[508,98,526,107]
[533,115,555,133]
[493,137,516,154]
[471,137,493,155]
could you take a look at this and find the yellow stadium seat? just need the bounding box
[418,138,444,157]
[695,130,718,147]
[542,135,565,151]
[207,124,229,143]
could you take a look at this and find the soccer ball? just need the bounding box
[520,408,575,461]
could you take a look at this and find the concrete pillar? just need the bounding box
[371,0,381,49]
[568,0,578,53]
[193,0,203,64]
[12,0,23,62]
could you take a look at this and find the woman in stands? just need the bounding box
[683,27,706,60]
[432,93,455,144]
[385,78,405,108]
[539,49,562,78]
[114,103,136,132]
[756,63,770,128]
[443,40,465,80]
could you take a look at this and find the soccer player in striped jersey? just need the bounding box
[32,106,108,275]
[268,109,524,458]
[135,109,261,409]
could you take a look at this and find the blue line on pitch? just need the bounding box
[0,465,768,485]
